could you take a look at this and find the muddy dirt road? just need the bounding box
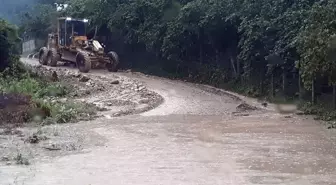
[1,58,336,185]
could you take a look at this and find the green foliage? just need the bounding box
[0,74,68,98]
[16,0,336,122]
[0,19,22,72]
[36,100,97,123]
[20,4,59,39]
[0,73,95,124]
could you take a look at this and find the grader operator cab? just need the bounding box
[39,17,119,73]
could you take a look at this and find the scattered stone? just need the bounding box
[85,81,96,87]
[73,72,81,78]
[26,134,39,144]
[0,128,23,136]
[284,115,292,118]
[232,112,250,116]
[41,117,56,126]
[261,102,268,107]
[59,98,68,103]
[236,102,258,112]
[137,86,145,91]
[79,75,90,82]
[43,143,61,151]
[110,80,120,84]
[97,86,105,91]
[25,134,48,144]
[51,71,59,82]
[139,99,150,104]
[296,111,304,115]
[113,112,121,117]
[1,156,10,161]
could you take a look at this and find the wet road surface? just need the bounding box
[1,59,336,185]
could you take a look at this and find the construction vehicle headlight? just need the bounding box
[83,19,88,23]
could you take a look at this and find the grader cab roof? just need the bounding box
[58,17,89,23]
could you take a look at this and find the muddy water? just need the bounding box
[1,59,336,185]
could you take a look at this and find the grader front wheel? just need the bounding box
[47,48,59,67]
[76,52,91,73]
[38,47,48,65]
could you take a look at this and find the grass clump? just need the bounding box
[13,153,30,165]
[0,71,97,125]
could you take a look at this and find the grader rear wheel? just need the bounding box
[106,51,119,72]
[76,52,91,73]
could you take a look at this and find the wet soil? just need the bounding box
[0,59,336,185]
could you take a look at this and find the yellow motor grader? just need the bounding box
[38,17,119,73]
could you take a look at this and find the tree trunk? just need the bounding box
[236,58,240,78]
[199,28,204,64]
[298,72,302,100]
[215,49,220,65]
[312,80,315,104]
[260,69,264,95]
[333,85,336,109]
[230,56,237,78]
[199,43,204,64]
[282,67,286,95]
[271,72,275,98]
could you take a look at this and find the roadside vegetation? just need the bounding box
[0,18,97,126]
[2,0,336,125]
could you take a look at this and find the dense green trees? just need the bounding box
[0,19,21,72]
[3,0,336,106]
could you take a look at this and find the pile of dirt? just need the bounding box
[0,93,33,126]
[27,64,164,118]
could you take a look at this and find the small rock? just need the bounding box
[113,112,121,117]
[138,86,145,91]
[284,115,292,118]
[43,143,61,151]
[261,102,268,107]
[26,134,39,144]
[110,80,120,84]
[1,156,10,161]
[79,75,90,82]
[59,98,68,103]
[296,111,304,115]
[236,102,257,112]
[104,115,112,119]
[85,81,95,87]
[73,72,81,78]
[97,106,108,111]
[51,71,59,82]
[6,162,11,165]
[139,99,150,104]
